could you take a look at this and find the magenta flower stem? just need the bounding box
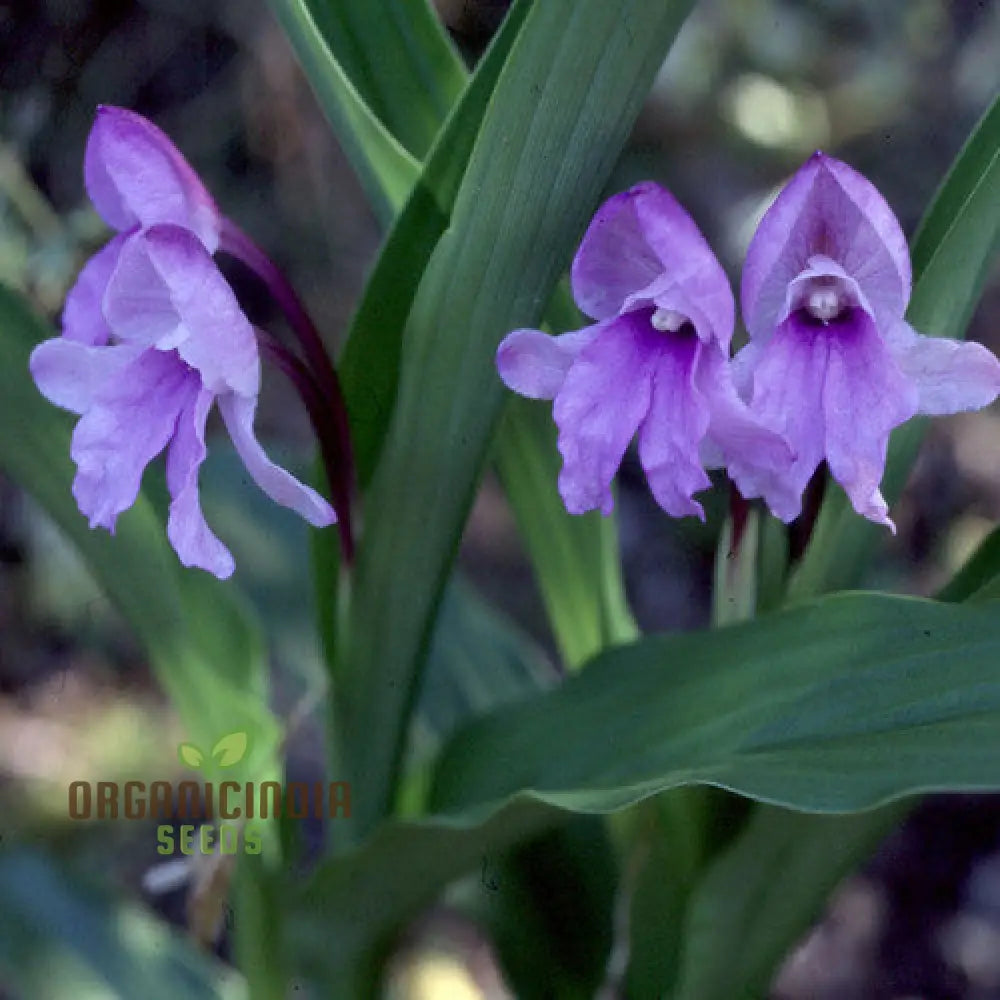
[219,219,355,556]
[257,333,355,563]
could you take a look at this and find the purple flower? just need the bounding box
[496,182,790,519]
[30,106,335,578]
[737,151,1000,529]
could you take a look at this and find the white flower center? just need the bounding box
[650,308,688,333]
[805,287,845,322]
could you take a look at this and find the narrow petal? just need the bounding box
[742,153,911,343]
[637,336,711,519]
[61,234,128,345]
[694,345,794,503]
[166,388,235,579]
[105,226,259,397]
[30,339,143,415]
[218,393,336,528]
[571,183,733,342]
[742,317,832,522]
[71,350,198,531]
[884,320,1000,415]
[496,325,602,400]
[824,311,917,528]
[84,106,220,251]
[552,314,654,515]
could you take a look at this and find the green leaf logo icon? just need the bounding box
[211,731,248,768]
[178,743,206,769]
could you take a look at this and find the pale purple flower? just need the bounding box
[737,151,1000,529]
[30,106,335,578]
[496,182,790,519]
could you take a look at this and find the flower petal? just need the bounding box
[217,392,336,528]
[84,106,221,251]
[824,310,917,529]
[166,387,235,579]
[105,226,259,397]
[61,234,128,346]
[884,320,1000,416]
[496,325,602,400]
[552,313,654,515]
[741,317,833,522]
[572,182,734,342]
[71,349,198,531]
[637,336,711,519]
[694,345,794,503]
[742,152,911,343]
[30,339,143,415]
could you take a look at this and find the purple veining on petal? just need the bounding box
[85,105,221,252]
[742,153,910,343]
[553,312,655,515]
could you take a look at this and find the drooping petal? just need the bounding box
[740,318,833,522]
[104,226,259,397]
[70,349,199,531]
[496,325,603,400]
[30,339,143,415]
[61,233,129,346]
[166,387,235,579]
[84,105,221,251]
[572,182,734,343]
[884,319,1000,416]
[217,393,336,528]
[637,335,711,519]
[742,152,911,343]
[552,313,655,515]
[694,345,794,503]
[824,311,917,528]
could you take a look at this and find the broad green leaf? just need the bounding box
[787,93,1000,601]
[670,803,907,1000]
[431,593,1000,815]
[0,849,244,1000]
[292,592,1000,986]
[266,0,421,222]
[339,0,698,837]
[287,0,465,160]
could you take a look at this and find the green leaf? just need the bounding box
[937,521,1000,601]
[431,593,1000,815]
[339,0,697,837]
[670,803,907,1000]
[0,849,244,1000]
[787,93,1000,601]
[292,592,1000,986]
[286,0,466,160]
[266,0,422,222]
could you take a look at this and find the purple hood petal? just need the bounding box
[84,105,221,252]
[742,152,911,342]
[571,182,734,346]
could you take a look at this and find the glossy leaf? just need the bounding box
[787,93,1000,601]
[340,0,698,837]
